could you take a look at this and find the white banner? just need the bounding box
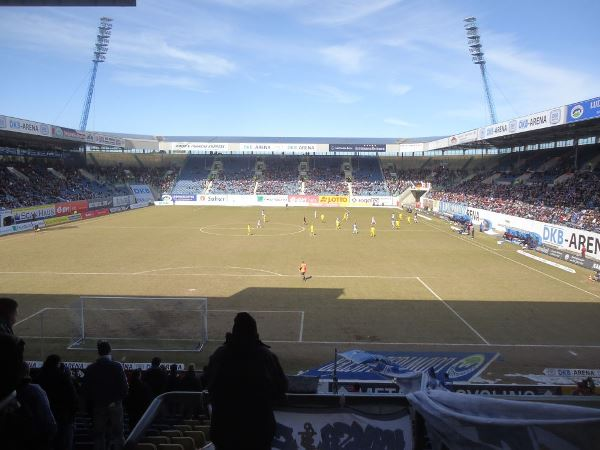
[425,137,449,151]
[85,132,124,148]
[479,107,565,140]
[130,185,155,202]
[428,200,600,262]
[0,115,50,137]
[409,389,600,450]
[112,195,135,207]
[350,196,397,206]
[273,409,412,449]
[167,142,230,153]
[240,143,318,152]
[448,129,478,146]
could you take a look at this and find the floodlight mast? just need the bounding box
[464,17,497,124]
[79,17,113,132]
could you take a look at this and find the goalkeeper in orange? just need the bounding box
[299,261,308,281]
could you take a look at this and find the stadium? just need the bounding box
[2,2,600,450]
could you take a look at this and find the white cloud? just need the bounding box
[311,85,360,104]
[319,45,365,74]
[112,72,209,92]
[384,117,415,127]
[308,0,401,25]
[389,83,412,96]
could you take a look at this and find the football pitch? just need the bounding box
[3,205,600,380]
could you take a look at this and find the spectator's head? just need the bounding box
[151,356,161,368]
[131,369,142,381]
[169,364,178,374]
[42,354,61,371]
[97,340,111,356]
[231,312,259,344]
[187,363,195,373]
[0,297,18,326]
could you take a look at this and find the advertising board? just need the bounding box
[55,200,88,217]
[479,107,565,140]
[329,144,386,152]
[1,115,51,137]
[52,126,86,142]
[12,204,56,223]
[567,97,600,123]
[448,129,478,146]
[130,185,154,202]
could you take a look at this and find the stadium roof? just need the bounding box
[154,136,444,144]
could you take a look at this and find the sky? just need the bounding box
[1,0,599,138]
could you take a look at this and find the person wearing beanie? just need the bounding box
[204,312,288,450]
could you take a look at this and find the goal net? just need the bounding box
[68,296,208,352]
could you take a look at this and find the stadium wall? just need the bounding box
[0,194,150,236]
[421,199,600,262]
[163,194,399,208]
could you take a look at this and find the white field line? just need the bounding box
[0,270,423,280]
[517,250,576,273]
[424,219,600,300]
[417,277,490,345]
[299,311,305,343]
[14,307,49,327]
[18,334,600,349]
[417,214,433,221]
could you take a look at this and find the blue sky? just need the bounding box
[1,0,599,138]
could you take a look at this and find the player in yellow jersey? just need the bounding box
[310,223,315,236]
[395,218,400,229]
[370,225,376,237]
[247,224,252,235]
[320,213,325,223]
[335,217,341,230]
[407,215,411,224]
[343,210,349,221]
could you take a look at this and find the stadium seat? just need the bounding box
[173,424,192,432]
[135,444,157,450]
[183,430,207,447]
[143,436,170,446]
[157,445,184,450]
[162,429,183,438]
[193,425,210,440]
[171,436,196,450]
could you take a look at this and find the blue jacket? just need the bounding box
[82,357,128,408]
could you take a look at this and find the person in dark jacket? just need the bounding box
[204,312,288,450]
[81,341,128,450]
[125,370,153,429]
[142,357,167,399]
[37,355,78,450]
[17,363,57,450]
[165,364,180,392]
[180,364,202,419]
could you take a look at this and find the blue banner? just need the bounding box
[567,97,600,123]
[300,350,499,383]
[439,201,467,215]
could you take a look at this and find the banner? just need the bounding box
[0,115,50,137]
[130,185,154,202]
[450,384,562,396]
[52,126,86,142]
[318,195,349,205]
[448,129,478,146]
[567,96,600,123]
[112,195,135,207]
[544,368,600,378]
[409,389,600,450]
[301,351,498,383]
[273,409,412,449]
[479,107,565,140]
[256,195,288,205]
[87,197,113,210]
[12,204,56,223]
[85,132,124,148]
[83,208,110,219]
[55,200,88,217]
[197,194,227,204]
[240,143,319,152]
[172,194,197,202]
[168,142,230,152]
[288,195,318,204]
[350,196,396,207]
[329,144,386,152]
[0,147,64,159]
[0,220,46,236]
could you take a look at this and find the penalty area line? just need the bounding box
[417,277,490,345]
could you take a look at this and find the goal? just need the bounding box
[68,296,208,352]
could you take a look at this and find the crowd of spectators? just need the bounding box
[211,171,256,195]
[428,170,600,232]
[257,159,301,195]
[304,166,348,195]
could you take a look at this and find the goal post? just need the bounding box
[68,296,208,352]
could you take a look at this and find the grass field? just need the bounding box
[3,205,600,380]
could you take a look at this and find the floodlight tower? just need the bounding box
[79,17,113,132]
[464,17,497,124]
